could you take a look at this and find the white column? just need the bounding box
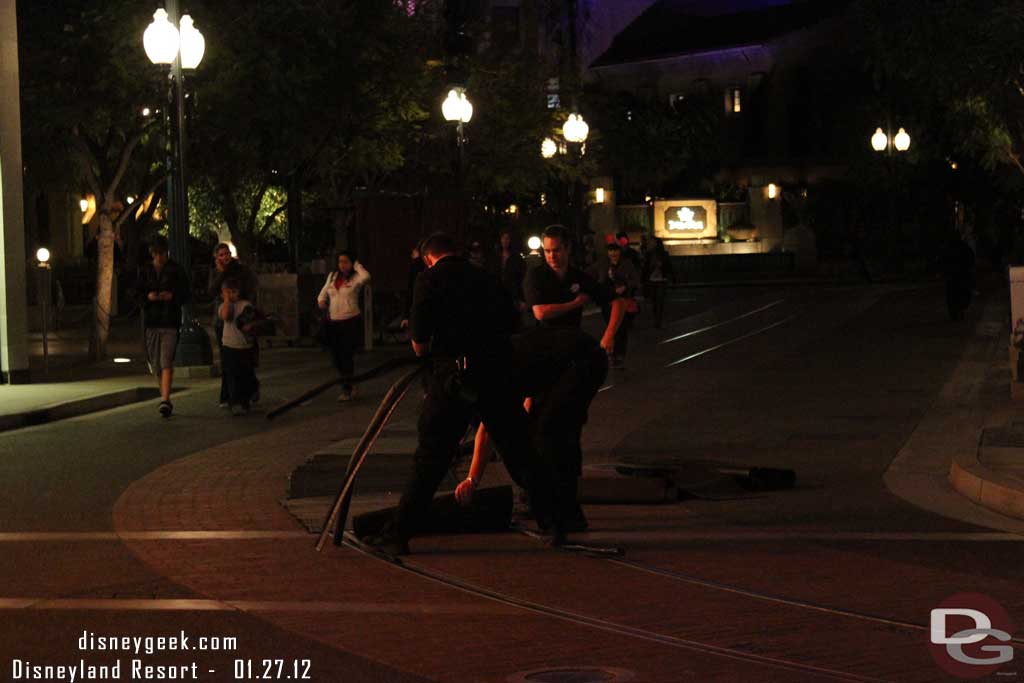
[0,0,29,383]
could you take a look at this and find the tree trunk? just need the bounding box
[91,208,116,359]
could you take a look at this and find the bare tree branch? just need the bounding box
[105,120,160,199]
[114,173,166,230]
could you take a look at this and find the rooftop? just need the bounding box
[591,0,848,68]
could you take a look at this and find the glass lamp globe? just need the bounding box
[143,8,179,65]
[179,15,206,69]
[527,236,542,251]
[458,94,473,123]
[36,247,51,264]
[442,89,472,123]
[541,137,557,159]
[870,127,888,152]
[562,113,589,143]
[893,127,911,152]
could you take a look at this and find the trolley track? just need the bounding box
[340,532,890,682]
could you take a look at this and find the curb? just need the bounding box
[949,445,1024,521]
[0,386,160,433]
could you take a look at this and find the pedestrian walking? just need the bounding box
[362,232,556,555]
[135,236,190,418]
[218,277,259,415]
[317,251,370,402]
[643,237,675,328]
[594,241,640,369]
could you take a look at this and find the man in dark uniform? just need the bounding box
[519,225,631,530]
[366,232,557,555]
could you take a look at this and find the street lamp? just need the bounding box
[562,113,589,144]
[870,126,911,154]
[442,87,473,187]
[144,3,211,367]
[35,248,51,374]
[541,137,557,159]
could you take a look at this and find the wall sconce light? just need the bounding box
[767,183,777,200]
[594,187,606,204]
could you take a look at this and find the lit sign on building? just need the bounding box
[665,206,707,232]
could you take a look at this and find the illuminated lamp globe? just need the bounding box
[79,198,89,212]
[179,15,205,69]
[143,8,179,65]
[562,113,589,143]
[442,89,473,123]
[870,127,888,152]
[36,247,51,264]
[893,127,911,152]
[541,137,557,159]
[527,236,542,251]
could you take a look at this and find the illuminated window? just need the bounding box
[726,87,742,114]
[546,78,560,110]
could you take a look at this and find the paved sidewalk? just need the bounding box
[885,294,1024,527]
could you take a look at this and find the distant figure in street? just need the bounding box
[643,237,675,328]
[594,241,641,369]
[467,239,487,269]
[944,231,975,321]
[218,277,259,415]
[317,251,370,401]
[616,231,642,270]
[401,245,426,330]
[493,230,526,315]
[136,236,190,418]
[208,242,259,408]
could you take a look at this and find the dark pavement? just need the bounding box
[1,281,1022,681]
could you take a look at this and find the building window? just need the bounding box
[546,77,560,110]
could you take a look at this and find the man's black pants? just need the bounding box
[394,360,550,540]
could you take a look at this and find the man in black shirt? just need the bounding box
[519,225,632,530]
[367,232,557,554]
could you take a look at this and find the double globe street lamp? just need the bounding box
[143,4,211,366]
[541,112,590,249]
[870,126,911,154]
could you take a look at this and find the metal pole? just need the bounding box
[456,121,465,191]
[40,265,49,375]
[166,0,211,367]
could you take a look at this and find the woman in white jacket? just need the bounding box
[317,252,370,401]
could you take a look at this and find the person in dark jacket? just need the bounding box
[136,236,190,418]
[944,232,976,321]
[642,237,676,328]
[493,230,527,315]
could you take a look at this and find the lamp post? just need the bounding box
[561,112,589,253]
[35,248,51,375]
[144,3,211,367]
[442,87,473,189]
[871,125,911,228]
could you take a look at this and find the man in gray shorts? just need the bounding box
[136,237,190,417]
